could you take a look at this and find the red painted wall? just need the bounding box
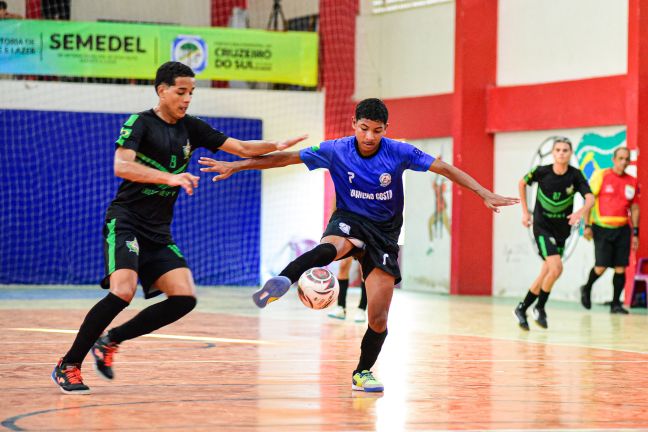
[450,0,498,295]
[385,94,453,139]
[487,76,626,132]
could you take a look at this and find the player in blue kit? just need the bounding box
[199,98,518,392]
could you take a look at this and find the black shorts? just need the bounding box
[533,224,568,259]
[322,209,402,283]
[593,224,631,267]
[100,218,188,298]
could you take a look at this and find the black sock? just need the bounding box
[612,273,625,304]
[337,279,349,308]
[108,296,196,344]
[583,268,602,291]
[536,290,550,309]
[63,292,129,364]
[279,243,338,283]
[520,290,538,311]
[358,280,367,310]
[354,326,387,373]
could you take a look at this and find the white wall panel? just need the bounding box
[355,1,454,99]
[498,0,627,86]
[247,0,319,29]
[402,138,452,293]
[71,0,211,26]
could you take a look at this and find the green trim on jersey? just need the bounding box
[106,219,117,273]
[538,235,548,257]
[116,114,140,146]
[167,244,184,258]
[124,114,139,127]
[524,166,538,184]
[136,152,188,174]
[537,188,574,214]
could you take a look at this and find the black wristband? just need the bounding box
[633,227,639,236]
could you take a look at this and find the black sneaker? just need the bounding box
[580,285,592,310]
[513,303,530,331]
[532,306,548,329]
[610,303,630,314]
[51,358,91,395]
[92,334,119,380]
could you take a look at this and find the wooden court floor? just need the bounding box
[1,285,648,431]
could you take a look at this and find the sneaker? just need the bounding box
[253,276,291,308]
[513,303,530,331]
[580,285,592,310]
[352,370,384,392]
[353,308,367,323]
[92,334,119,380]
[532,306,548,329]
[328,305,346,320]
[51,358,91,395]
[610,303,630,314]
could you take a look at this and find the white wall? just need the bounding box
[355,0,454,99]
[498,0,628,86]
[493,126,626,302]
[402,138,452,293]
[0,80,325,284]
[247,0,319,29]
[71,0,211,26]
[4,0,24,16]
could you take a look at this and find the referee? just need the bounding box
[580,147,639,314]
[51,61,306,394]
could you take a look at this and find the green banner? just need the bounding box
[0,20,318,86]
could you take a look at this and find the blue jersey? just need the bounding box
[300,136,435,222]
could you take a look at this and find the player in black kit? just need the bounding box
[514,137,594,330]
[51,61,306,394]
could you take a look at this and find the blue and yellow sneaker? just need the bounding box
[252,276,291,308]
[352,370,384,392]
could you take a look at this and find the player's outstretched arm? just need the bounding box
[199,151,303,182]
[114,147,199,195]
[220,135,308,158]
[429,159,519,213]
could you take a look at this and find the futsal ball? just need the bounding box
[297,267,339,310]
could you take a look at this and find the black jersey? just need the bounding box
[106,109,228,241]
[524,164,591,236]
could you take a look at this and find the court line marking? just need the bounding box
[3,398,648,432]
[7,327,275,345]
[435,330,648,356]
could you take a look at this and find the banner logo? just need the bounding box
[172,35,207,73]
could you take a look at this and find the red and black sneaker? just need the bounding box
[92,334,119,380]
[51,358,91,394]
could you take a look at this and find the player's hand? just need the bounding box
[276,134,308,151]
[567,210,583,226]
[198,157,239,182]
[522,212,532,227]
[632,235,639,251]
[481,191,519,213]
[583,226,593,241]
[168,172,199,195]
